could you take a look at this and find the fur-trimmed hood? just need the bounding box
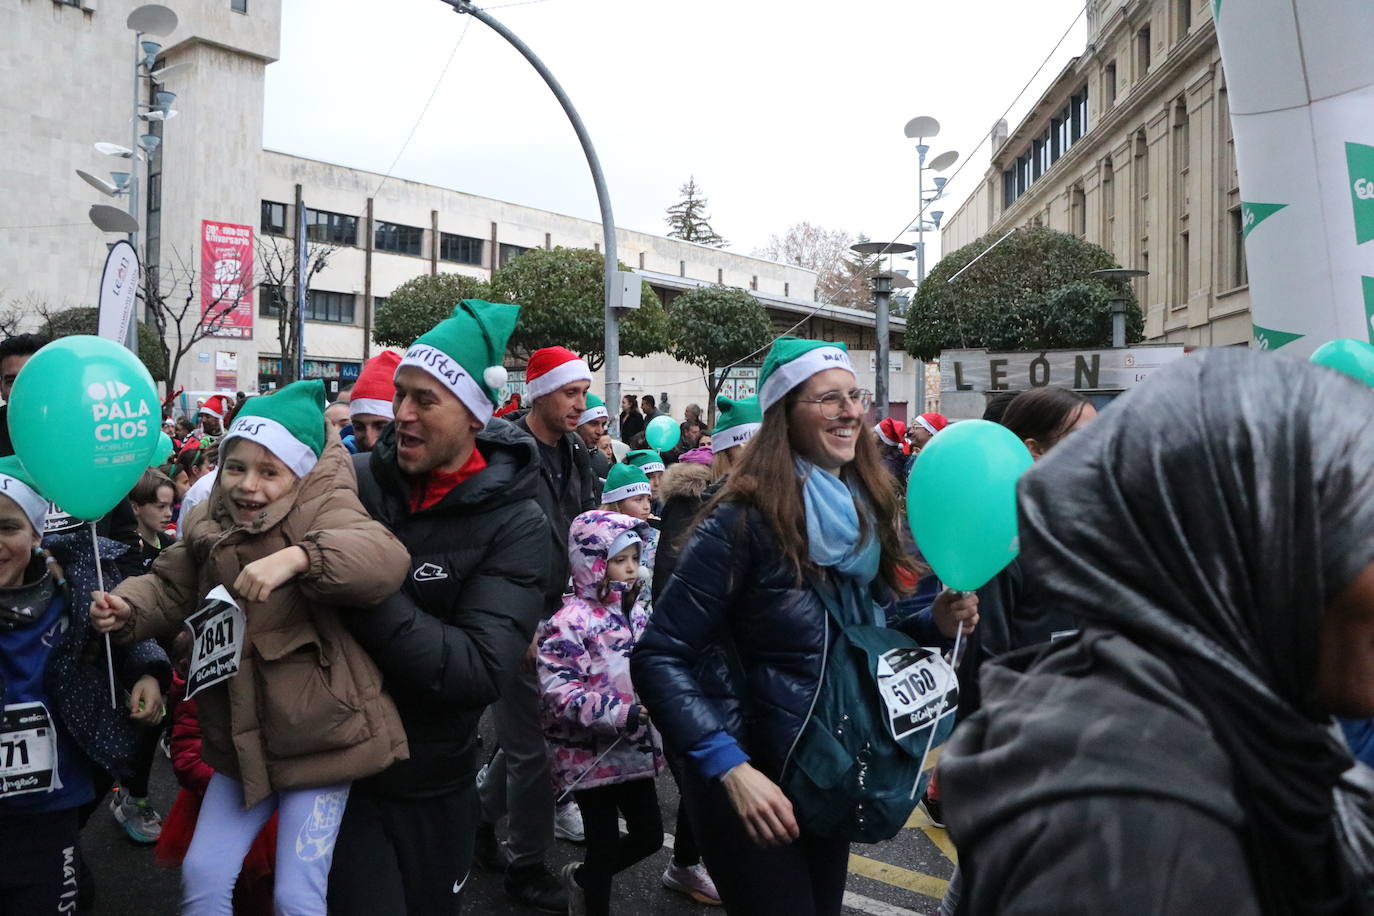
[658,461,712,504]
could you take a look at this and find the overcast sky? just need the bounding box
[263,0,1087,269]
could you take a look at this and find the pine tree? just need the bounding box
[665,177,728,247]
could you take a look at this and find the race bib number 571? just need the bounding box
[183,585,246,700]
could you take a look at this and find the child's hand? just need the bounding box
[128,675,164,724]
[234,546,309,602]
[90,591,132,633]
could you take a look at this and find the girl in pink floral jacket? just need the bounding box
[537,510,664,915]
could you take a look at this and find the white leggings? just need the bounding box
[181,772,350,916]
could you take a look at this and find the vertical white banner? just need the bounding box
[1213,0,1374,355]
[97,240,139,348]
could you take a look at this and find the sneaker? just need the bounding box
[504,861,569,913]
[554,799,585,843]
[561,862,586,916]
[661,861,721,906]
[474,821,509,873]
[109,788,163,843]
[922,792,945,829]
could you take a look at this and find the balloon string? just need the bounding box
[911,619,963,801]
[90,522,119,710]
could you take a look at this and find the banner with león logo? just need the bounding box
[1213,0,1374,356]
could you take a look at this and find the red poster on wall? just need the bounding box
[201,220,254,340]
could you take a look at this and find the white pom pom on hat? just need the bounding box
[484,365,509,390]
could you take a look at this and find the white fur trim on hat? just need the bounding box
[713,421,760,453]
[874,423,900,447]
[348,397,394,421]
[525,358,592,402]
[758,346,854,413]
[397,344,496,424]
[222,415,319,479]
[914,415,939,437]
[578,404,609,427]
[636,460,665,475]
[0,474,49,536]
[602,480,651,504]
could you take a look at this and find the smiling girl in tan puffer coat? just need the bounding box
[91,380,409,916]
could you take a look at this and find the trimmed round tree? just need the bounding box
[373,273,491,348]
[667,286,773,424]
[904,227,1143,361]
[487,246,669,371]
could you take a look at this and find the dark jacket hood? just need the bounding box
[369,417,541,514]
[942,628,1245,849]
[659,461,712,504]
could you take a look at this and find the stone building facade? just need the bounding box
[942,0,1251,348]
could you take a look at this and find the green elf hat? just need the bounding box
[602,463,651,504]
[625,448,665,475]
[711,395,762,453]
[578,392,608,428]
[0,455,50,535]
[396,299,521,424]
[222,379,327,478]
[757,336,854,413]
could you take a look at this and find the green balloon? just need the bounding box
[645,414,679,451]
[9,335,162,521]
[906,419,1032,591]
[1310,338,1374,388]
[148,431,174,468]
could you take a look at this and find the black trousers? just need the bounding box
[572,779,664,916]
[327,781,480,916]
[680,768,850,916]
[0,808,80,915]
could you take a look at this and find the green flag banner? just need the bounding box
[1214,0,1374,358]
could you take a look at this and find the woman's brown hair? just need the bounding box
[701,390,912,593]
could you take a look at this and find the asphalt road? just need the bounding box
[82,721,956,915]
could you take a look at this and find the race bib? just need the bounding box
[0,702,60,798]
[184,585,246,700]
[875,647,958,742]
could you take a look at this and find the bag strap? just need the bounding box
[805,570,858,634]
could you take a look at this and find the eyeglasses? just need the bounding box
[796,388,873,420]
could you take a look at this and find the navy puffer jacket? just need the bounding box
[632,501,833,781]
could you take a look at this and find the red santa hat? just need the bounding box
[524,346,592,401]
[199,394,231,421]
[913,412,949,437]
[874,417,907,447]
[349,350,402,420]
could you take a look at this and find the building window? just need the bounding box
[1102,156,1116,249]
[439,232,484,266]
[375,221,424,256]
[1137,25,1152,78]
[1106,62,1117,107]
[1002,168,1017,209]
[1177,0,1192,36]
[260,200,287,236]
[231,0,247,11]
[1071,89,1089,142]
[1229,206,1248,288]
[373,296,387,315]
[259,286,356,324]
[499,243,530,267]
[1071,185,1087,237]
[1175,231,1190,308]
[304,208,357,246]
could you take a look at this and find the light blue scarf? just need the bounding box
[795,457,880,584]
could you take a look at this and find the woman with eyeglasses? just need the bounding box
[632,337,972,915]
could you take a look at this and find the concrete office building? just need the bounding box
[941,0,1251,348]
[6,0,918,417]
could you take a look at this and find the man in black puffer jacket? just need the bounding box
[329,302,549,916]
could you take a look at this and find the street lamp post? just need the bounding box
[903,116,958,413]
[851,242,916,419]
[1090,268,1150,348]
[440,0,626,433]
